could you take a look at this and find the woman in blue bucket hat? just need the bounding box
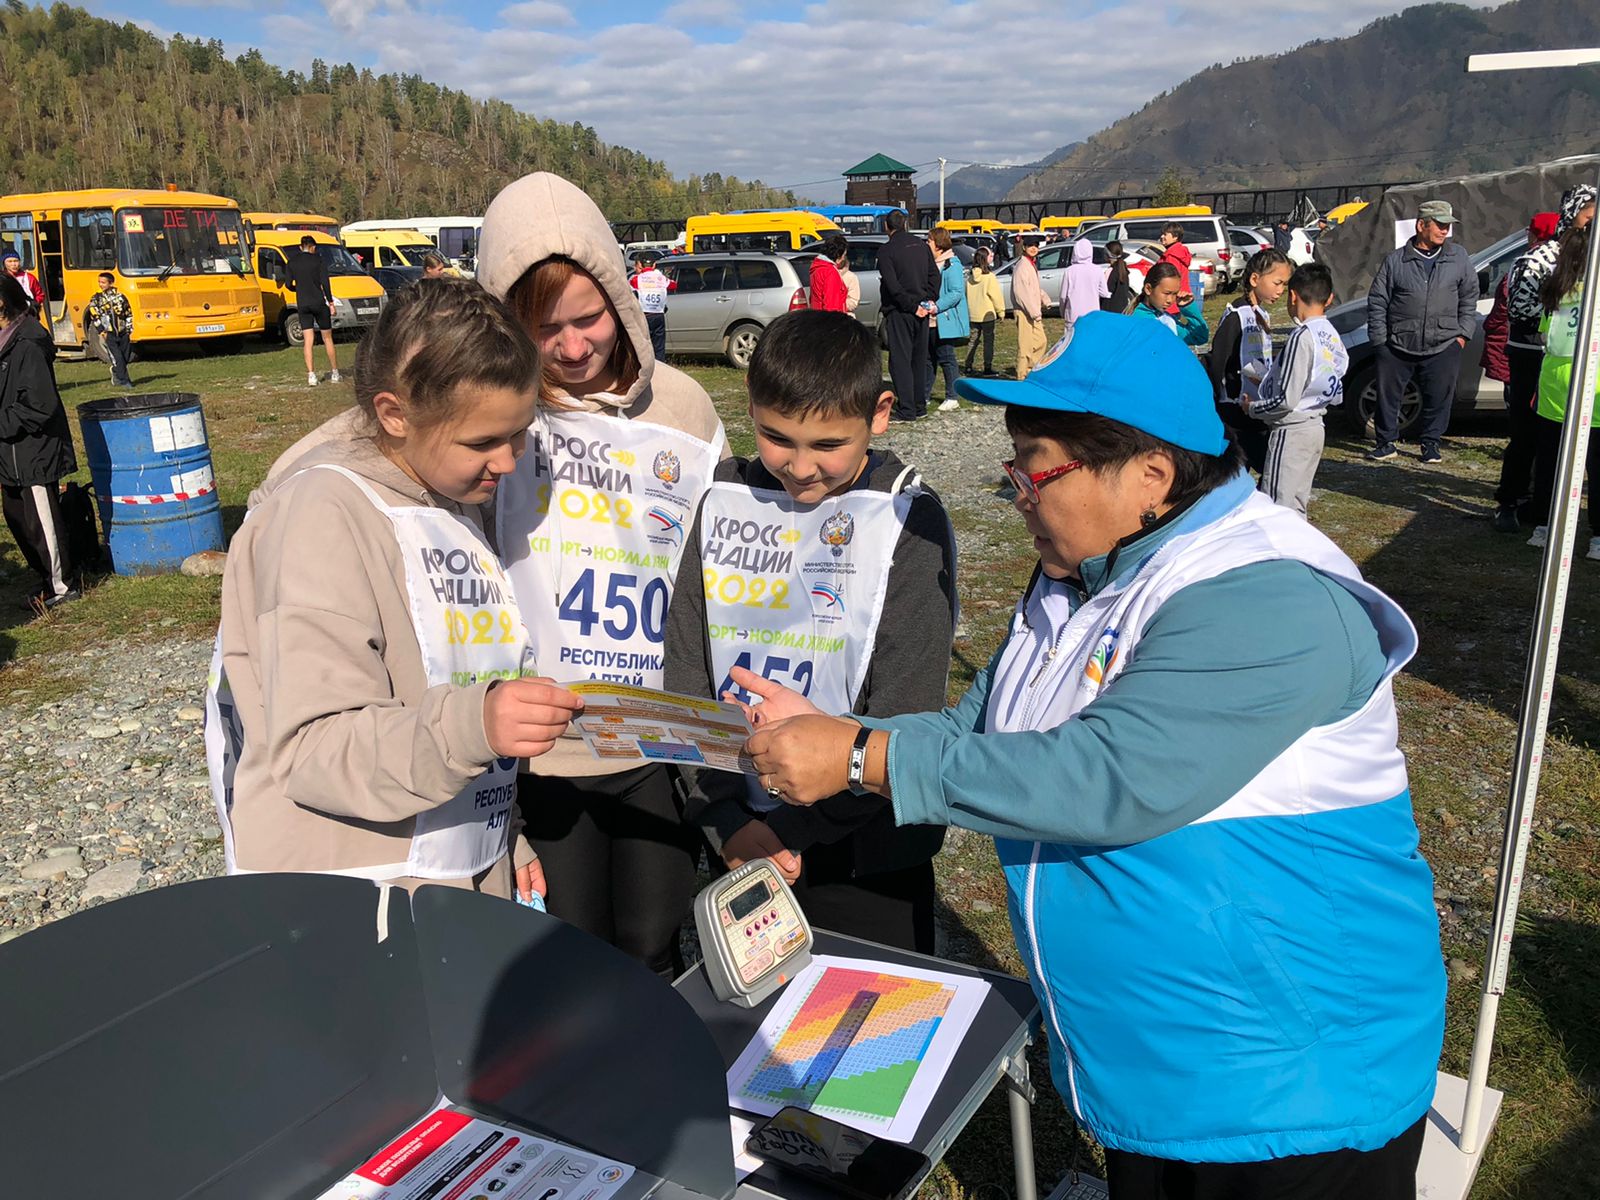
[739,311,1445,1199]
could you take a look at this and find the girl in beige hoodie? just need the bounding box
[208,280,583,898]
[478,172,727,976]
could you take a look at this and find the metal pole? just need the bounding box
[1460,172,1600,1155]
[938,158,947,225]
[1454,47,1600,1155]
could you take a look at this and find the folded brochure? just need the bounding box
[314,1105,635,1200]
[560,681,756,774]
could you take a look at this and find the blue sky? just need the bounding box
[85,0,1502,203]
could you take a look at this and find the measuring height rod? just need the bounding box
[1457,46,1600,1156]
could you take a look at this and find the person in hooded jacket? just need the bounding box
[1059,239,1111,333]
[477,172,729,977]
[0,274,77,611]
[1498,186,1596,530]
[809,235,850,313]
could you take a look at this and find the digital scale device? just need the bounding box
[693,859,813,1007]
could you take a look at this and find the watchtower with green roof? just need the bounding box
[843,153,918,218]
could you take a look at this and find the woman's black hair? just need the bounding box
[0,274,29,321]
[821,233,848,262]
[1542,223,1589,314]
[1004,407,1243,510]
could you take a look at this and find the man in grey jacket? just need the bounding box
[1365,199,1479,463]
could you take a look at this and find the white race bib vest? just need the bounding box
[499,408,723,689]
[1233,304,1272,406]
[1294,319,1350,414]
[205,464,531,881]
[700,470,918,811]
[985,491,1416,824]
[635,269,670,315]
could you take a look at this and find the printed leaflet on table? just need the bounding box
[314,1105,635,1200]
[726,954,990,1143]
[561,680,756,774]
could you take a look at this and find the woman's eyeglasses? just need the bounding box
[1002,457,1083,504]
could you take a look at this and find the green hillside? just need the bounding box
[0,1,795,221]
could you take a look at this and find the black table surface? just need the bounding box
[674,928,1041,1184]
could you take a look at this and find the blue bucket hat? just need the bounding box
[954,311,1227,455]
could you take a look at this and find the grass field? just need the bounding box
[1,313,1597,1198]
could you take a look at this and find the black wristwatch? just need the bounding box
[846,725,873,796]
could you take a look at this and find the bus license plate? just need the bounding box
[196,324,225,334]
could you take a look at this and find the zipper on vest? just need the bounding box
[1025,844,1082,1118]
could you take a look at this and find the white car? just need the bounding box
[993,239,1214,316]
[1287,227,1319,266]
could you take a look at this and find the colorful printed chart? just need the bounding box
[726,955,990,1143]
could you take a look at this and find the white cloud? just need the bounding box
[498,0,576,27]
[662,0,743,26]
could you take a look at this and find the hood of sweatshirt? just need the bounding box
[0,314,57,363]
[477,172,654,413]
[1071,240,1094,266]
[1559,184,1596,236]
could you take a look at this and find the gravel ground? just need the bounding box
[0,404,1015,942]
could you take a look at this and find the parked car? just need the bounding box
[1228,225,1272,268]
[1286,227,1320,266]
[368,265,423,295]
[1328,229,1525,435]
[994,239,1213,316]
[782,235,884,333]
[1078,212,1241,288]
[655,252,809,367]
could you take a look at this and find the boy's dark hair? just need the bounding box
[0,274,29,320]
[355,277,539,437]
[97,271,115,284]
[1243,247,1289,288]
[1162,222,1184,241]
[300,235,317,249]
[1288,262,1334,307]
[885,208,907,233]
[1004,407,1243,511]
[821,233,848,261]
[747,310,882,421]
[636,251,657,268]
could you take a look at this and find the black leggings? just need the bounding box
[1104,1115,1425,1200]
[519,765,702,977]
[964,318,996,373]
[1533,412,1600,536]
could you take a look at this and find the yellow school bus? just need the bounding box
[0,188,263,355]
[1040,215,1100,235]
[243,211,342,235]
[1111,204,1213,220]
[683,212,842,253]
[251,229,385,342]
[934,219,1004,235]
[994,222,1040,234]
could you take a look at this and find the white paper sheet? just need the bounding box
[729,1115,765,1181]
[726,954,990,1144]
[313,1105,635,1200]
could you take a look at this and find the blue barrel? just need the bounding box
[76,393,224,575]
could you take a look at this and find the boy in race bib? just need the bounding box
[1250,263,1349,517]
[207,280,583,898]
[663,311,958,953]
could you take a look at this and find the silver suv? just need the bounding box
[657,253,809,368]
[1078,214,1240,287]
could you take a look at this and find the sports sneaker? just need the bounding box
[1420,446,1443,465]
[1492,507,1521,534]
[1528,526,1548,548]
[307,371,319,386]
[1366,445,1397,461]
[329,369,343,384]
[937,398,960,412]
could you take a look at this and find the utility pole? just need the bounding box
[938,158,947,224]
[1457,45,1600,1158]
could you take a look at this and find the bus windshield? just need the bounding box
[396,243,435,266]
[318,243,368,276]
[118,207,248,277]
